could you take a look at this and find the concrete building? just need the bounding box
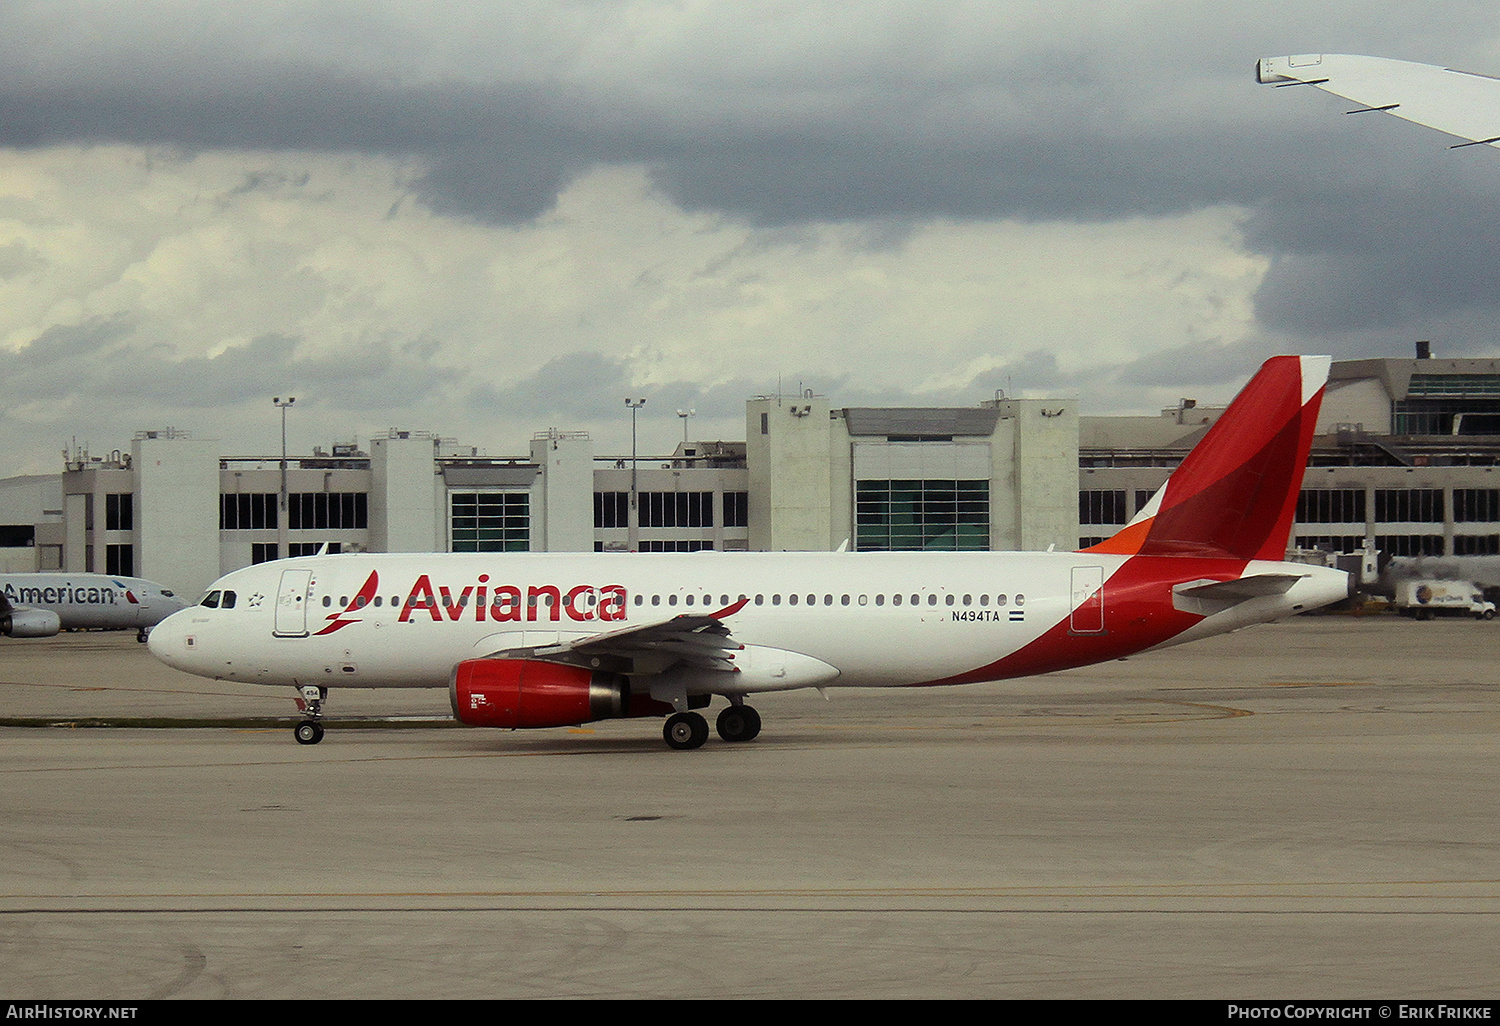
[17,428,745,600]
[0,474,63,573]
[10,348,1500,600]
[747,392,1079,553]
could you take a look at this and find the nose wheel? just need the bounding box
[293,684,327,745]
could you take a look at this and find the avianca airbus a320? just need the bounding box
[148,356,1350,750]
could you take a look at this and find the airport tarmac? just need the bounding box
[2,615,1499,1000]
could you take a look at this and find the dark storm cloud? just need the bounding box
[464,351,758,432]
[0,64,1261,225]
[2,321,462,411]
[6,5,1500,358]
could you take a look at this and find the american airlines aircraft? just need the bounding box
[1,572,187,641]
[149,356,1350,749]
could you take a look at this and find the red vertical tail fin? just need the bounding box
[1084,355,1328,561]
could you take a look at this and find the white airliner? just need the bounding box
[149,356,1350,749]
[1258,54,1500,149]
[2,573,188,641]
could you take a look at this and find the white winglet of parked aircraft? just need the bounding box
[1258,54,1500,149]
[149,356,1350,750]
[1,573,188,641]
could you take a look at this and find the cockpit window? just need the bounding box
[201,591,220,609]
[221,591,237,609]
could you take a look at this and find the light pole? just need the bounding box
[677,408,695,449]
[274,397,295,560]
[626,398,646,552]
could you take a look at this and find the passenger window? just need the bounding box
[858,595,868,606]
[963,594,972,606]
[945,594,955,606]
[875,594,884,606]
[788,594,798,606]
[928,594,937,606]
[1016,594,1026,606]
[892,594,902,606]
[652,595,661,606]
[841,595,850,606]
[997,594,1007,606]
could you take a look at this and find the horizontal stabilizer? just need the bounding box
[1173,573,1307,615]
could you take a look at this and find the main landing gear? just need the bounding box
[294,684,326,745]
[662,702,762,750]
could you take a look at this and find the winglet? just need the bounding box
[1084,356,1329,561]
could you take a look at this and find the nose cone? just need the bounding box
[147,607,194,671]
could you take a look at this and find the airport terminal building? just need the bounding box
[3,350,1499,599]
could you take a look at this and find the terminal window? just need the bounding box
[221,493,278,531]
[105,493,133,532]
[723,491,749,528]
[855,479,989,552]
[1079,490,1127,525]
[1297,489,1366,525]
[1374,489,1444,524]
[288,492,368,531]
[1454,534,1500,555]
[451,492,530,552]
[1454,489,1500,523]
[1375,534,1445,557]
[639,491,713,529]
[106,543,133,577]
[594,491,629,529]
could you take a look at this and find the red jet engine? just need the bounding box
[450,658,672,728]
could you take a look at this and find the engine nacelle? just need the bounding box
[1,607,61,638]
[450,658,673,729]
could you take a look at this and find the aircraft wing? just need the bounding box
[1258,54,1500,149]
[477,598,748,675]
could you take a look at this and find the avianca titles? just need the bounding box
[148,356,1350,750]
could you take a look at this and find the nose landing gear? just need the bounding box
[294,684,327,745]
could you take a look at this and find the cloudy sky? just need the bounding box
[4,1,1500,474]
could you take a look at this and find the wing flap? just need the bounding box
[477,609,745,673]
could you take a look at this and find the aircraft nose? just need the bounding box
[147,608,192,668]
